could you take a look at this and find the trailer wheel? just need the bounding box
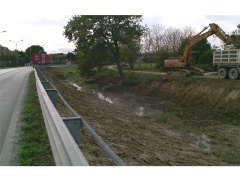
[218,68,228,79]
[229,68,239,80]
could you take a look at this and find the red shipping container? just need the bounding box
[32,53,52,65]
[42,54,45,64]
[32,53,43,65]
[45,54,53,64]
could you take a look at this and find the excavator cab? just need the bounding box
[164,57,185,68]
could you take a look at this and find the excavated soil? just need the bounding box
[40,67,240,166]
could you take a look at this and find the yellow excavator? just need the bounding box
[164,23,231,76]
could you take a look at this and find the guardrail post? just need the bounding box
[37,72,42,76]
[41,81,50,89]
[62,117,82,147]
[39,75,47,82]
[46,89,57,107]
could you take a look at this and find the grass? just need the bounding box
[121,72,159,85]
[156,113,174,123]
[112,63,165,72]
[51,65,240,91]
[18,72,55,166]
[156,112,183,127]
[50,65,240,93]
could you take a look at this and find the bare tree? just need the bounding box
[141,24,196,67]
[141,24,165,68]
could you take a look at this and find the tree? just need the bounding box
[192,39,211,54]
[192,39,212,64]
[199,50,213,65]
[155,47,172,67]
[141,24,196,68]
[18,50,29,64]
[51,54,67,64]
[66,52,75,62]
[230,24,240,48]
[63,15,146,79]
[120,40,140,69]
[25,45,46,62]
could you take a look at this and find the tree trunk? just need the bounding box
[112,40,125,79]
[116,59,125,79]
[115,49,125,80]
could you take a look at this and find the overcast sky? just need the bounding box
[0,1,239,54]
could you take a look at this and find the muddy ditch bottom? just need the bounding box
[41,69,232,166]
[72,82,212,154]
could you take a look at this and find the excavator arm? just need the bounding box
[164,23,231,76]
[181,29,212,66]
[182,23,230,66]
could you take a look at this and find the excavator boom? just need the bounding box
[164,23,231,76]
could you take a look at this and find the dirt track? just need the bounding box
[41,67,230,166]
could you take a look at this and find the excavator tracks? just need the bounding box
[167,68,204,77]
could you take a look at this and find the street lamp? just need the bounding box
[9,40,23,66]
[9,40,23,50]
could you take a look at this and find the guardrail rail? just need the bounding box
[35,69,89,166]
[34,67,126,166]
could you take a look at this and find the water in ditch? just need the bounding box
[72,82,212,154]
[73,83,145,117]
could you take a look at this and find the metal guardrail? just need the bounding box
[34,70,89,166]
[34,67,126,166]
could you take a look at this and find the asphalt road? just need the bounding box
[0,67,33,165]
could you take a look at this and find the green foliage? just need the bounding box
[63,15,146,79]
[156,112,183,127]
[230,24,240,49]
[0,45,29,66]
[120,40,141,67]
[0,46,15,62]
[192,39,212,64]
[122,72,139,85]
[18,73,54,166]
[51,54,67,64]
[122,71,159,85]
[156,113,174,123]
[77,55,96,78]
[66,52,75,61]
[199,50,213,65]
[155,47,175,68]
[192,39,211,54]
